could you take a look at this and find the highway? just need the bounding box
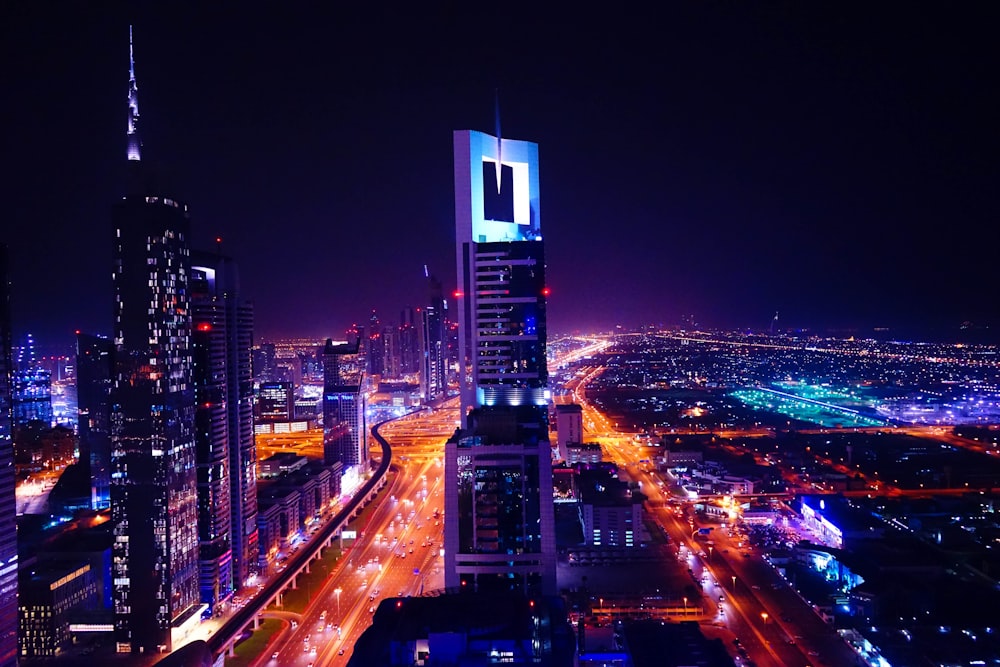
[251,404,457,667]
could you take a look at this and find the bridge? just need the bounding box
[203,413,401,661]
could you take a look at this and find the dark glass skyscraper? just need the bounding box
[0,244,18,666]
[109,28,200,653]
[76,332,113,510]
[419,270,447,403]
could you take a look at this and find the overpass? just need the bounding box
[204,412,405,660]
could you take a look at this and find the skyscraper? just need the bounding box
[445,130,555,596]
[109,28,200,653]
[190,250,258,598]
[322,338,366,469]
[76,332,113,510]
[453,130,547,422]
[419,269,447,403]
[0,244,18,666]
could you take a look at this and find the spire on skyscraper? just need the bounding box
[127,25,141,161]
[493,89,503,193]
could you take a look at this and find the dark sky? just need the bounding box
[2,3,998,348]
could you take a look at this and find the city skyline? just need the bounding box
[3,4,998,346]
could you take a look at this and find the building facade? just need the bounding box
[555,403,583,460]
[419,271,448,403]
[322,338,366,469]
[258,381,294,422]
[0,244,17,667]
[76,333,113,510]
[191,252,258,597]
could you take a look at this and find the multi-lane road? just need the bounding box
[257,405,456,667]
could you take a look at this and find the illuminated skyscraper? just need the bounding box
[419,269,447,403]
[109,28,200,653]
[322,338,366,469]
[445,130,555,596]
[11,367,52,427]
[453,130,547,422]
[0,244,17,666]
[190,250,258,598]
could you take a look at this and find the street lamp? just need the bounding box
[334,587,342,620]
[731,575,736,591]
[760,612,768,624]
[683,597,688,615]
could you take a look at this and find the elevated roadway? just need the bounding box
[205,412,405,659]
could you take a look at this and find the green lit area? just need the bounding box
[731,384,889,428]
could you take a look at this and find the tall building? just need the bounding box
[0,244,18,666]
[419,269,447,403]
[445,130,555,596]
[76,333,113,510]
[109,28,200,653]
[554,403,583,461]
[251,342,277,382]
[257,381,294,422]
[322,338,366,469]
[453,130,547,422]
[366,309,384,379]
[12,335,53,427]
[190,251,258,595]
[445,406,556,595]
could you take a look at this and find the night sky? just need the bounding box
[2,3,998,349]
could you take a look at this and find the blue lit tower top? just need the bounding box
[454,130,547,425]
[126,25,141,162]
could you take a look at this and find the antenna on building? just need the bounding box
[770,311,779,335]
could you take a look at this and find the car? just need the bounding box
[271,652,279,660]
[338,649,345,656]
[369,606,375,613]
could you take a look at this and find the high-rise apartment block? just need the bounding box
[190,251,258,606]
